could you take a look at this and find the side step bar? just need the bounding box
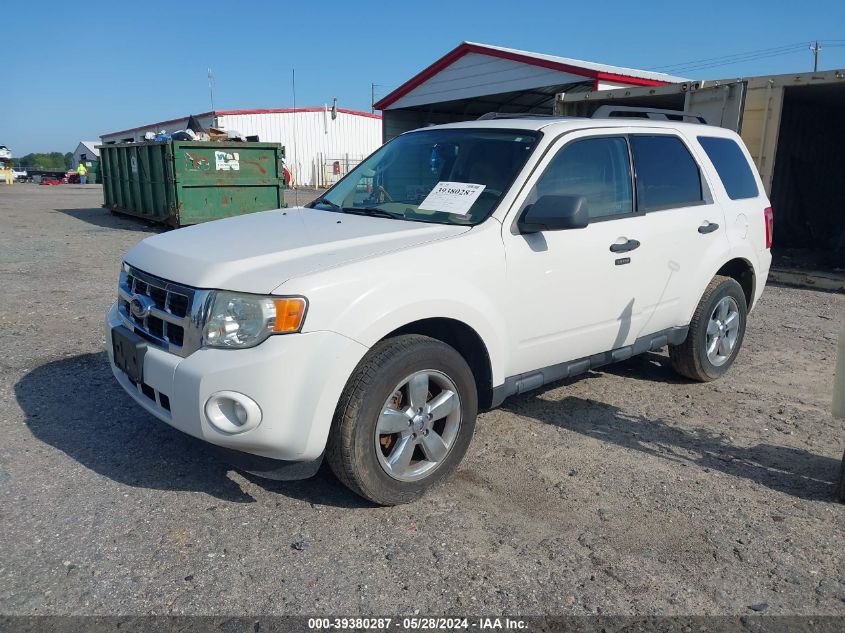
[490,326,688,407]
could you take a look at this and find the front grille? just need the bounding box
[117,265,209,357]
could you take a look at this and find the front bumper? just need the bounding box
[106,303,368,462]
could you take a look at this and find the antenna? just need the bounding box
[292,68,299,207]
[207,68,215,111]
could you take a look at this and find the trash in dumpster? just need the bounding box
[171,129,197,141]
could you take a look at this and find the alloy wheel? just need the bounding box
[374,370,462,482]
[706,296,740,366]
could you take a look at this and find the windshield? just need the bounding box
[309,128,540,225]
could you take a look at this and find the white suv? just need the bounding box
[107,117,773,505]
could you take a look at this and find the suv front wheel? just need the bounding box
[326,334,477,505]
[670,275,748,382]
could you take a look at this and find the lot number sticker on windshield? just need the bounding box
[419,182,486,216]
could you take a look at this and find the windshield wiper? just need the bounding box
[341,206,404,220]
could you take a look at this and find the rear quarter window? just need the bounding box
[697,136,759,200]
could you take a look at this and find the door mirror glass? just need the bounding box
[518,195,590,233]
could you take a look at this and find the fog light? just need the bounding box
[204,391,262,434]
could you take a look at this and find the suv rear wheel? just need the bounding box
[326,334,477,505]
[670,275,748,382]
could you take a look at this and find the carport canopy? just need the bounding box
[375,42,685,140]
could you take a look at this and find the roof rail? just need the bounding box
[476,112,569,121]
[591,105,707,124]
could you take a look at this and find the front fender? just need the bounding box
[311,277,508,387]
[282,226,509,386]
[352,294,507,387]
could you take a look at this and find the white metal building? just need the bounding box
[374,41,686,140]
[72,141,100,169]
[100,107,383,187]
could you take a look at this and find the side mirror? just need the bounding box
[517,195,590,233]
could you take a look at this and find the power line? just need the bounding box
[655,42,809,71]
[655,43,807,73]
[667,48,807,74]
[654,39,845,75]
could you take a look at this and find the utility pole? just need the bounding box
[371,82,376,113]
[810,41,821,72]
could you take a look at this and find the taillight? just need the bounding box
[764,207,774,249]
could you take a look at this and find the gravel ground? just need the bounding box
[0,184,843,616]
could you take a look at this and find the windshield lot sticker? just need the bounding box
[215,151,240,171]
[419,182,486,215]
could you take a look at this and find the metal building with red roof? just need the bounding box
[374,41,686,140]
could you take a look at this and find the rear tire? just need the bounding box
[326,334,477,505]
[670,275,747,382]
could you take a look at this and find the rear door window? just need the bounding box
[630,135,703,211]
[697,136,759,200]
[531,136,633,220]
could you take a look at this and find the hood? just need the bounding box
[124,207,470,294]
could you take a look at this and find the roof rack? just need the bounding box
[591,105,707,124]
[476,112,570,121]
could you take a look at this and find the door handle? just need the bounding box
[609,239,640,253]
[698,222,719,234]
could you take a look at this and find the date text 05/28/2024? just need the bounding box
[307,617,528,630]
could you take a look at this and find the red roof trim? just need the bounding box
[594,71,664,86]
[218,107,382,120]
[373,42,668,110]
[374,43,471,111]
[103,107,381,138]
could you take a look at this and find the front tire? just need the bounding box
[326,334,477,505]
[670,275,747,382]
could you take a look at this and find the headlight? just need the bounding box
[203,291,307,349]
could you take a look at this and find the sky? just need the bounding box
[5,0,845,155]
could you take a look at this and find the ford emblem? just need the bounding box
[129,294,155,320]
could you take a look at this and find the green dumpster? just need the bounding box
[84,159,99,184]
[99,140,286,227]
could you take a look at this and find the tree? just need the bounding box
[15,152,70,170]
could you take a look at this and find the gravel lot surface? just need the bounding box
[1,185,843,616]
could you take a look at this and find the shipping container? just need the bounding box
[100,140,285,227]
[555,70,845,255]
